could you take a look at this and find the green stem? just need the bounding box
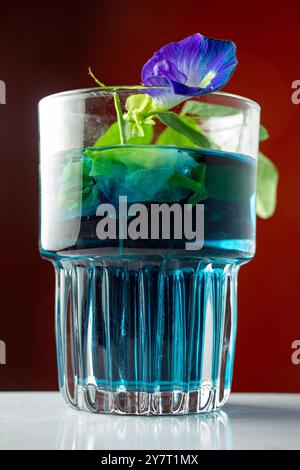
[113,92,126,145]
[88,67,106,87]
[168,171,200,192]
[168,171,208,205]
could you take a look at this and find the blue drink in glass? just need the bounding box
[39,90,259,414]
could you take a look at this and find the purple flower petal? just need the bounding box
[141,33,237,108]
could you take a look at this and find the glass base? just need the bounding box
[54,257,240,415]
[61,384,230,415]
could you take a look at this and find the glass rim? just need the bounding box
[39,87,261,111]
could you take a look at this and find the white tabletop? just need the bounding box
[0,392,299,450]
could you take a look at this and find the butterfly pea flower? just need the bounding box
[141,33,238,110]
[91,34,237,137]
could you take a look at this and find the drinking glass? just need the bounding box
[39,88,260,415]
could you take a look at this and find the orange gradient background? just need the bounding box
[0,0,299,391]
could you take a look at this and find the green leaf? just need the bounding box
[256,152,278,219]
[124,94,156,136]
[94,122,154,147]
[83,146,198,203]
[168,163,208,205]
[87,153,125,179]
[156,115,200,147]
[125,93,155,115]
[259,125,269,142]
[124,121,154,144]
[157,112,213,149]
[94,122,120,147]
[57,152,97,213]
[181,100,240,118]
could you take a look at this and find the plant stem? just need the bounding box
[88,67,106,87]
[113,92,126,145]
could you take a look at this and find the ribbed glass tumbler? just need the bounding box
[39,88,260,415]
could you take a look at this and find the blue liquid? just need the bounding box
[41,146,256,413]
[41,146,256,259]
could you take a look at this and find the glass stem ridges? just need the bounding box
[55,256,241,415]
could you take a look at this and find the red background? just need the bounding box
[0,0,299,391]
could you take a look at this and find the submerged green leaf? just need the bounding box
[256,152,278,219]
[84,146,199,203]
[57,152,99,215]
[168,163,208,205]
